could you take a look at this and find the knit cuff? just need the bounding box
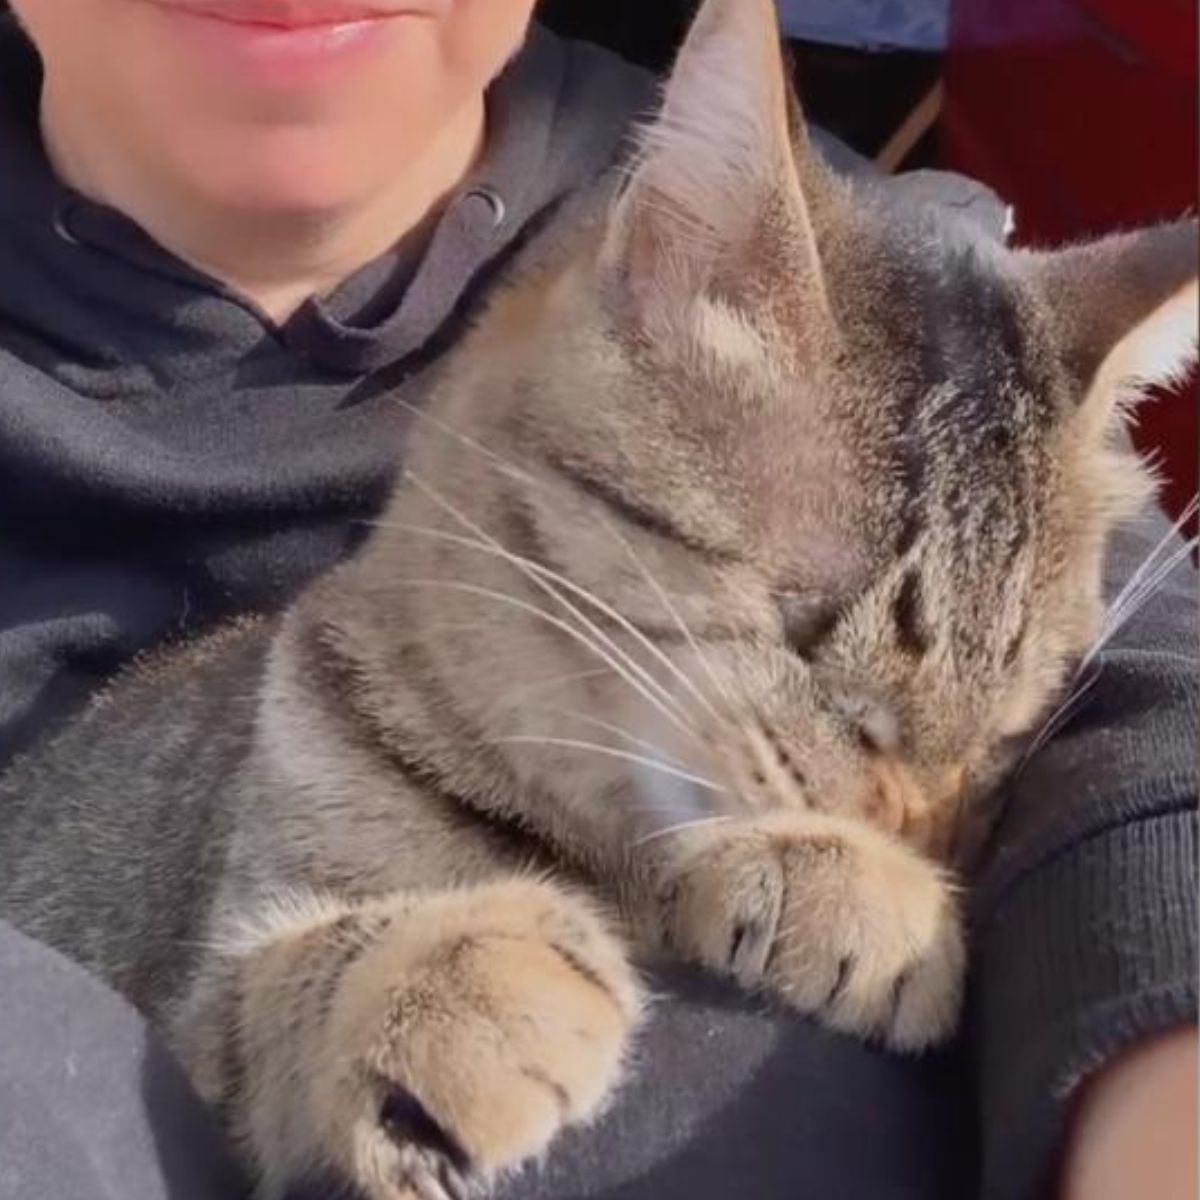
[971,807,1198,1200]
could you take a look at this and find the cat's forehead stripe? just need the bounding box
[917,246,1041,409]
[892,569,930,658]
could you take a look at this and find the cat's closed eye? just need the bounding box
[776,594,840,660]
[855,724,882,755]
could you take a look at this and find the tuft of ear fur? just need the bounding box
[602,0,832,330]
[1022,220,1199,404]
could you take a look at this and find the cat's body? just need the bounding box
[1,2,1196,1198]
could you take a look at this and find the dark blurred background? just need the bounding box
[538,0,942,166]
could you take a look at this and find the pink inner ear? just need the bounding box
[1072,280,1200,448]
[1022,221,1199,396]
[1102,282,1200,391]
[599,0,834,332]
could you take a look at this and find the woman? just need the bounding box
[0,2,1193,1198]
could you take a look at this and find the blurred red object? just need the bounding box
[942,0,1198,531]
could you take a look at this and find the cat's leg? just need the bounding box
[648,811,965,1051]
[188,879,642,1200]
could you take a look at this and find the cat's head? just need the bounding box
[388,0,1198,867]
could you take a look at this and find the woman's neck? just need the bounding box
[40,88,485,324]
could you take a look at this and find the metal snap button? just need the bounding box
[464,185,506,230]
[52,204,83,246]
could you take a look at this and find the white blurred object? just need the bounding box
[776,0,950,51]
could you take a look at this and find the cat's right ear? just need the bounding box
[1021,220,1198,425]
[599,0,836,334]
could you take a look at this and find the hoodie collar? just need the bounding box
[284,27,573,374]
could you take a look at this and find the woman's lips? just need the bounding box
[165,0,406,27]
[156,3,405,87]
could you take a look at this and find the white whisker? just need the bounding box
[379,512,694,731]
[631,814,734,848]
[1107,532,1196,621]
[387,400,729,719]
[517,705,691,769]
[386,577,702,745]
[1085,533,1197,670]
[1041,501,1200,773]
[1018,666,1102,771]
[1018,512,1196,775]
[392,398,542,487]
[594,511,735,711]
[390,479,711,731]
[1103,519,1196,630]
[484,669,613,716]
[1098,497,1197,625]
[488,734,726,795]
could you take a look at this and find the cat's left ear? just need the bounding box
[599,0,837,332]
[1020,221,1198,420]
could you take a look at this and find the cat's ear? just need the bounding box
[600,0,834,330]
[1022,221,1198,409]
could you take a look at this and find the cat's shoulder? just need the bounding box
[85,615,277,719]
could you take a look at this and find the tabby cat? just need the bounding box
[1,0,1196,1197]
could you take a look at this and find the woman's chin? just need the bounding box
[181,136,397,219]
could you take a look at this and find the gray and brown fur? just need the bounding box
[1,1,1196,1198]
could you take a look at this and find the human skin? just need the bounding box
[1060,1026,1197,1200]
[10,0,537,319]
[8,0,1195,1190]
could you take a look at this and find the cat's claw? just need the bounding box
[373,1089,473,1200]
[363,1133,471,1200]
[662,812,965,1050]
[312,881,642,1200]
[728,902,780,983]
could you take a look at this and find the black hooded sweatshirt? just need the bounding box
[0,17,1195,1200]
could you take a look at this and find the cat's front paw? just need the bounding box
[309,880,642,1200]
[661,813,964,1050]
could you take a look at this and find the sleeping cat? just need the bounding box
[1,0,1196,1198]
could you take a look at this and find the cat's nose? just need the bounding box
[863,761,965,860]
[862,758,929,842]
